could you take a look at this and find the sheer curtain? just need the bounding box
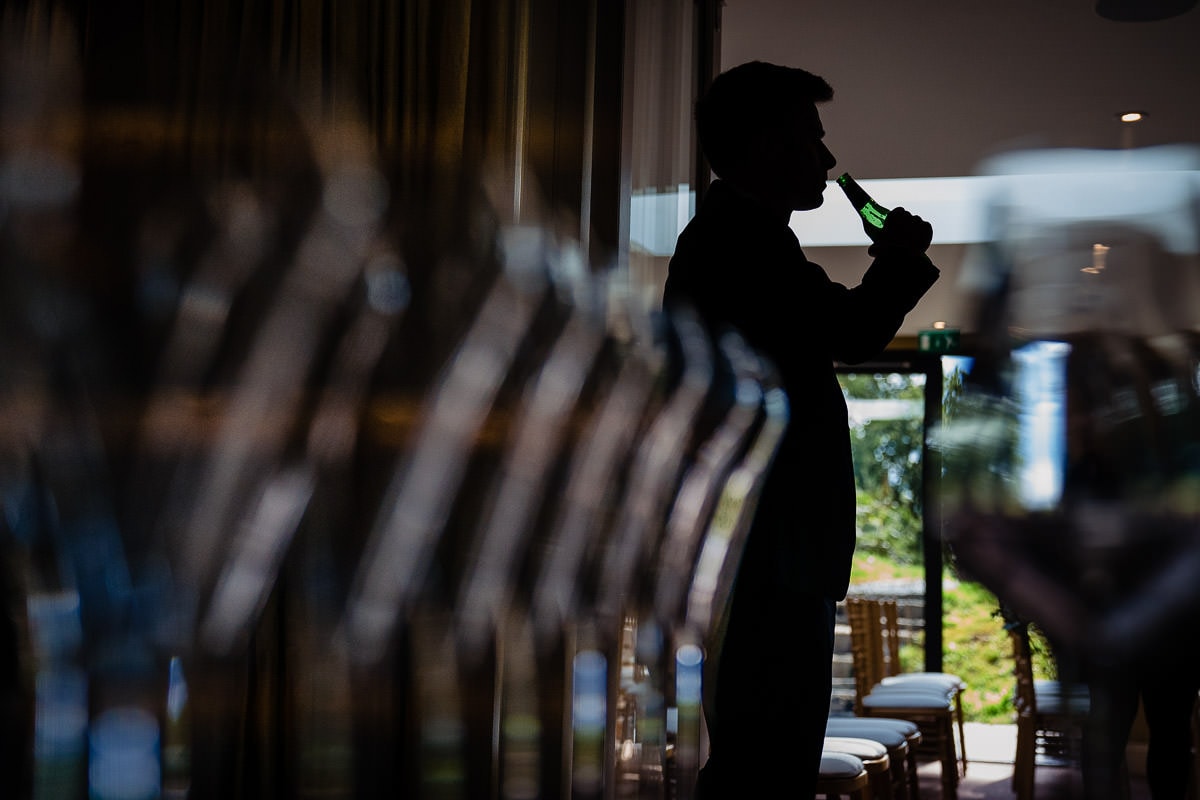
[622,0,717,315]
[8,0,709,320]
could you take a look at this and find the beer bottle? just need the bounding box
[836,172,889,231]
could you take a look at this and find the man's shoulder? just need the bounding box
[673,187,778,258]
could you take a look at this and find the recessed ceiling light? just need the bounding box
[1118,111,1146,123]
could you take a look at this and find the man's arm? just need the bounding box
[828,206,941,364]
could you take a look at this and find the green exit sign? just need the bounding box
[918,328,960,353]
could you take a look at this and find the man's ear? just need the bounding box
[735,128,777,181]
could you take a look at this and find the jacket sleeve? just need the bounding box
[823,250,941,365]
[665,198,939,367]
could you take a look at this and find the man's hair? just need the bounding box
[695,61,834,179]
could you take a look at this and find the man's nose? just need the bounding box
[822,144,837,171]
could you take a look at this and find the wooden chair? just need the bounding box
[817,751,873,799]
[1009,621,1089,800]
[827,717,920,800]
[875,599,969,776]
[825,736,893,799]
[846,597,960,800]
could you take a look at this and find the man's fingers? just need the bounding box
[878,207,933,251]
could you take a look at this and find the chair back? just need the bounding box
[844,597,885,703]
[879,599,905,679]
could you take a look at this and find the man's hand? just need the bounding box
[867,206,933,256]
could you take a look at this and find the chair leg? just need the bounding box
[892,751,911,800]
[816,773,872,799]
[1013,716,1036,800]
[955,691,968,776]
[906,739,920,800]
[940,715,959,800]
[867,711,955,800]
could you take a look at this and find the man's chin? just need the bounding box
[795,193,825,212]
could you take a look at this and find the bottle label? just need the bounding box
[861,203,887,229]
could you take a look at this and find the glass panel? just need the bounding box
[622,0,700,314]
[838,362,1024,725]
[841,370,928,587]
[836,369,928,712]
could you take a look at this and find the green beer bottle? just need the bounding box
[836,172,889,231]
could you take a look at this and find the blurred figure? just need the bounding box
[662,61,940,798]
[942,146,1200,799]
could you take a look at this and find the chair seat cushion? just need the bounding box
[831,716,920,736]
[824,736,889,759]
[1035,683,1090,714]
[825,718,910,748]
[1011,679,1091,714]
[819,751,866,778]
[869,680,956,700]
[862,690,954,710]
[880,672,964,690]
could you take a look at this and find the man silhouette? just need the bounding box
[663,61,940,797]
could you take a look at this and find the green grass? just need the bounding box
[940,577,1015,723]
[851,554,1058,724]
[850,553,923,584]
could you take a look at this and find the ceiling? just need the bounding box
[720,0,1200,180]
[717,0,1200,336]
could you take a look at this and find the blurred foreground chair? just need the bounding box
[1008,621,1089,800]
[652,329,773,800]
[846,597,959,799]
[666,335,789,800]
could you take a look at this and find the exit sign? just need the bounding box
[918,328,960,353]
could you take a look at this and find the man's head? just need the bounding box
[696,61,837,214]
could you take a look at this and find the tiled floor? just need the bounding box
[913,723,1151,800]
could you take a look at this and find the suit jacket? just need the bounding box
[663,179,940,601]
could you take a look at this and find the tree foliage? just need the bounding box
[839,372,926,565]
